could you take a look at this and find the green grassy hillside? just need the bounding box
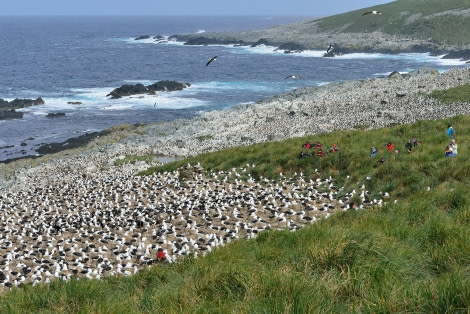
[315,0,470,45]
[0,86,469,312]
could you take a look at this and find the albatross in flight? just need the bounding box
[206,56,218,67]
[362,10,382,16]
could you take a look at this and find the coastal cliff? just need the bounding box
[172,0,470,58]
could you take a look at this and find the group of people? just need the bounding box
[370,138,420,162]
[370,124,459,161]
[299,141,340,159]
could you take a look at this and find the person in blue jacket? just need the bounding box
[447,125,455,139]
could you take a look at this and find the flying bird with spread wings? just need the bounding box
[206,56,218,66]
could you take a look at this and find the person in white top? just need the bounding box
[449,139,458,155]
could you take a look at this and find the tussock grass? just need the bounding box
[429,83,470,104]
[1,90,470,311]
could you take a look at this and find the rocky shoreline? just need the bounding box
[2,67,470,189]
[0,67,469,290]
[169,20,470,59]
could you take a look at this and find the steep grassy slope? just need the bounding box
[316,0,470,45]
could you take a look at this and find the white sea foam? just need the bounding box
[190,81,296,94]
[150,40,468,65]
[13,85,210,114]
[229,44,282,55]
[119,36,183,46]
[329,52,468,65]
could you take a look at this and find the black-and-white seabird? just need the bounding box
[362,11,382,16]
[285,75,300,79]
[326,44,334,54]
[206,56,218,67]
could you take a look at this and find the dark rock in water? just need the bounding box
[106,83,148,99]
[107,81,190,99]
[0,109,24,120]
[442,49,470,61]
[147,80,190,92]
[276,42,306,53]
[0,97,44,120]
[35,130,112,155]
[67,101,82,105]
[45,112,66,118]
[0,97,44,110]
[153,35,168,43]
[135,35,150,40]
[182,36,246,46]
[250,38,271,47]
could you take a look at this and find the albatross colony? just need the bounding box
[0,161,380,290]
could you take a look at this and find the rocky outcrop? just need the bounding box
[135,35,150,40]
[0,97,44,110]
[106,81,190,99]
[275,42,308,53]
[35,130,111,155]
[250,38,272,47]
[182,36,246,46]
[0,109,24,120]
[107,83,148,99]
[147,80,190,92]
[0,98,44,120]
[442,49,470,62]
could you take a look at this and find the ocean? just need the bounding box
[0,15,468,162]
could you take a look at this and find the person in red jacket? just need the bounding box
[317,149,325,157]
[386,142,394,152]
[157,248,167,262]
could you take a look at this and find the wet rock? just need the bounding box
[106,81,190,99]
[135,35,150,40]
[0,109,24,120]
[45,112,66,118]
